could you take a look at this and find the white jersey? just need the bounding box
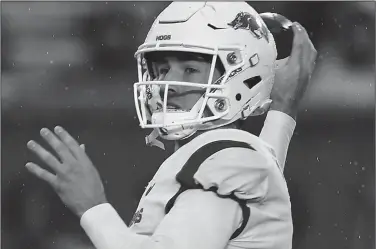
[129,128,293,249]
[80,111,296,249]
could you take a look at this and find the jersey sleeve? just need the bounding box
[259,110,296,171]
[80,192,242,249]
[153,189,242,249]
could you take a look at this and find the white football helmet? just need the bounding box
[133,2,278,146]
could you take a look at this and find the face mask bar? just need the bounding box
[133,42,246,129]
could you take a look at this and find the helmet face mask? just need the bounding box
[133,2,278,141]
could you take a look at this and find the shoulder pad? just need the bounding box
[176,140,272,201]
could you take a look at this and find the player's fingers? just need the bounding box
[40,128,75,162]
[309,45,318,70]
[290,22,317,78]
[301,40,317,78]
[27,140,64,174]
[80,144,85,151]
[287,22,305,66]
[25,162,57,187]
[53,126,83,160]
[301,31,317,66]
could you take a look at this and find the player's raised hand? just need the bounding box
[25,126,107,218]
[270,22,317,119]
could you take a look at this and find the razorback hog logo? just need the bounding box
[228,12,269,43]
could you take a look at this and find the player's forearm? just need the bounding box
[80,203,161,249]
[259,110,296,171]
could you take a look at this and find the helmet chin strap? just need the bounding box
[145,126,199,150]
[145,129,166,150]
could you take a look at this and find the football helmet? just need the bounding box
[133,2,279,145]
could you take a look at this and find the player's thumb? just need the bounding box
[80,144,85,151]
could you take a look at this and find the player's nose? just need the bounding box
[163,68,183,82]
[159,69,181,97]
[159,84,178,99]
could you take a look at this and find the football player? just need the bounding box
[25,2,316,249]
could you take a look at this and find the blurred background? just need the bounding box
[1,2,374,249]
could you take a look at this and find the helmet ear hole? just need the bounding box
[243,76,261,89]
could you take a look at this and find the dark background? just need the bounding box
[1,2,375,249]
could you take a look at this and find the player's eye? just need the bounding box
[158,67,169,75]
[185,67,199,74]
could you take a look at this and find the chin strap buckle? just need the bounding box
[145,129,165,150]
[241,99,273,119]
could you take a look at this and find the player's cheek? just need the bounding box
[188,92,204,110]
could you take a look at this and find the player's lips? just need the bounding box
[156,101,181,110]
[166,102,181,110]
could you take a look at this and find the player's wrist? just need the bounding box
[270,100,298,120]
[76,197,109,218]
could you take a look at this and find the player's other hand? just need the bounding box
[25,126,107,218]
[270,22,317,120]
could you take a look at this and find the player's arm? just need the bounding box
[259,111,295,171]
[259,21,317,171]
[80,148,268,249]
[80,190,242,249]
